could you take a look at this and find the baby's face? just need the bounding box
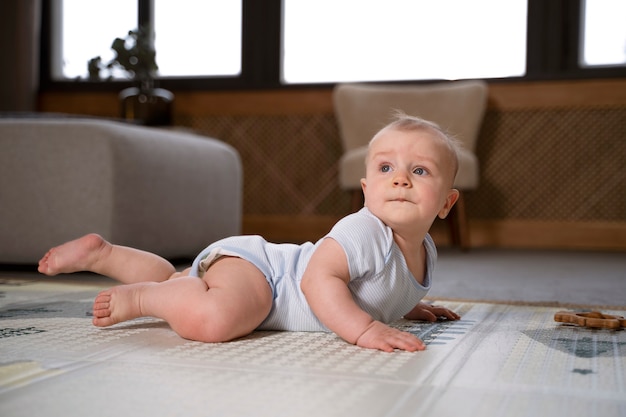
[361,127,459,236]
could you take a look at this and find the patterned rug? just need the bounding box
[1,278,625,417]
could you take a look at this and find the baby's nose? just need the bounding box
[393,176,410,187]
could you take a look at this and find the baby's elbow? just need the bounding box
[300,273,327,299]
[300,273,313,296]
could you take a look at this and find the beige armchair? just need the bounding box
[333,80,488,249]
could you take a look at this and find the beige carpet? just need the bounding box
[431,248,626,308]
[1,278,625,417]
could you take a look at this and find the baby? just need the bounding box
[38,113,461,352]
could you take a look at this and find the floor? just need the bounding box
[1,249,625,417]
[430,248,626,308]
[1,282,625,417]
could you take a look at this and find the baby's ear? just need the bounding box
[437,189,460,219]
[360,179,368,207]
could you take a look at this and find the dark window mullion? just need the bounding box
[241,0,282,89]
[564,0,583,70]
[138,0,152,27]
[526,0,570,80]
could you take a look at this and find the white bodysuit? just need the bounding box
[190,207,436,332]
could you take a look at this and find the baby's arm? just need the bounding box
[301,238,425,353]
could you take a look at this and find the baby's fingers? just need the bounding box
[356,322,426,352]
[365,335,425,353]
[431,306,460,321]
[388,332,426,352]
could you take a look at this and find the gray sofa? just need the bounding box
[0,118,242,264]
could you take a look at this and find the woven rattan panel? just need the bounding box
[182,114,350,216]
[181,106,625,222]
[469,107,625,221]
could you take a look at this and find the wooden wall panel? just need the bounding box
[37,79,626,250]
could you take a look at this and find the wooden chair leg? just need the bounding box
[448,191,471,250]
[350,189,364,213]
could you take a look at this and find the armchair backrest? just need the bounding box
[333,80,488,153]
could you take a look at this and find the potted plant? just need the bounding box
[88,26,173,126]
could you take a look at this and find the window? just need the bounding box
[53,0,241,81]
[580,0,626,68]
[153,0,241,78]
[282,0,527,84]
[42,0,626,90]
[55,0,136,80]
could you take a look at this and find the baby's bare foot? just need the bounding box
[38,234,110,276]
[92,284,150,327]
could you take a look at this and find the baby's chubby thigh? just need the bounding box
[200,256,274,339]
[168,267,193,280]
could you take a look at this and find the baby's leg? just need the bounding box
[38,234,176,284]
[167,267,193,280]
[92,257,273,343]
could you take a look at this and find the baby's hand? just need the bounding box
[405,302,461,322]
[355,321,426,353]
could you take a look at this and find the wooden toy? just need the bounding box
[554,311,626,330]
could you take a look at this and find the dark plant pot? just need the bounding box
[119,87,174,126]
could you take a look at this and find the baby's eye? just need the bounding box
[380,165,392,173]
[413,167,427,176]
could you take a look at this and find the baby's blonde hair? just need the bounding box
[368,111,461,181]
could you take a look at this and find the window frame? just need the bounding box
[39,0,626,92]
